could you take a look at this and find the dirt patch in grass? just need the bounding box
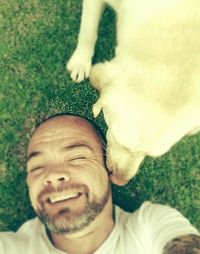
[0,161,7,178]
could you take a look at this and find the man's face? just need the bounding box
[26,116,111,234]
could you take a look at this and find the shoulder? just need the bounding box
[116,201,197,224]
[115,201,199,253]
[115,201,178,223]
[0,218,43,254]
[115,201,169,231]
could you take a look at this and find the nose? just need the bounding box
[43,167,71,187]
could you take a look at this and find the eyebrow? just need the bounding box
[62,142,94,153]
[26,142,93,164]
[26,151,42,163]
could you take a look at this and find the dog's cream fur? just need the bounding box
[67,0,200,185]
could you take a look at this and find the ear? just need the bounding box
[90,62,114,91]
[92,98,103,118]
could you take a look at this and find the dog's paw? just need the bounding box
[67,49,92,83]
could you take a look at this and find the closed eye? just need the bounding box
[29,167,44,173]
[70,156,87,161]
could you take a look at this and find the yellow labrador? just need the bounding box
[67,0,200,185]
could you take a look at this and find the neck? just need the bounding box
[49,197,114,254]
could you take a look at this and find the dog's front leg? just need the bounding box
[67,0,105,83]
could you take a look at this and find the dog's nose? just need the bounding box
[110,173,129,186]
[107,159,130,186]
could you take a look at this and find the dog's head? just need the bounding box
[90,61,198,185]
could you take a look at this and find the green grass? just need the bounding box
[0,0,200,232]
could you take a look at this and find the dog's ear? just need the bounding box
[90,62,114,91]
[92,98,103,118]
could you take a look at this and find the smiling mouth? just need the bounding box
[45,191,83,205]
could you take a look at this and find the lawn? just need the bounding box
[0,0,199,232]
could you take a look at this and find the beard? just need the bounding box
[36,182,111,235]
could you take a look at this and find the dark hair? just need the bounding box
[35,112,107,169]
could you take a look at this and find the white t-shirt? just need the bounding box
[0,201,199,254]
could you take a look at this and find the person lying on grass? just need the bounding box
[0,114,199,254]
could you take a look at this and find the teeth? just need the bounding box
[49,193,80,204]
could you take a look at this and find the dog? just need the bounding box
[67,0,200,185]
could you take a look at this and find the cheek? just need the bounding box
[74,162,109,194]
[89,166,109,195]
[27,176,41,209]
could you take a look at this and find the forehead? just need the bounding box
[28,116,101,153]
